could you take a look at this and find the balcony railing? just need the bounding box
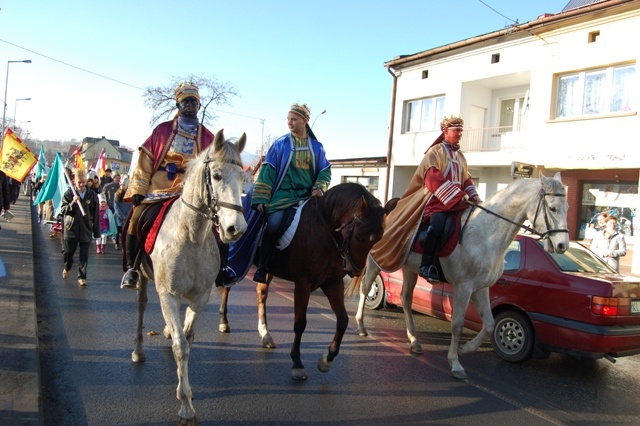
[461,125,527,152]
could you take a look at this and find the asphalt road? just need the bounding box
[32,216,640,425]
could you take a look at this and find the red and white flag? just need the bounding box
[94,148,106,177]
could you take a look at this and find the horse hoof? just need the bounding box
[178,415,198,425]
[131,352,146,363]
[292,368,308,380]
[317,355,333,373]
[410,343,424,355]
[356,327,368,337]
[262,334,276,349]
[451,369,468,380]
[218,323,230,333]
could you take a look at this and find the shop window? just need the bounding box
[578,181,637,240]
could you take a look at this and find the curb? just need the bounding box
[0,194,43,425]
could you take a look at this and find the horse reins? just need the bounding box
[462,187,569,240]
[315,199,365,276]
[180,154,243,227]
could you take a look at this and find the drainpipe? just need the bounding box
[384,66,399,203]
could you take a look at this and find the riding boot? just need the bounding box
[419,227,441,282]
[253,229,278,283]
[215,242,235,287]
[121,234,140,290]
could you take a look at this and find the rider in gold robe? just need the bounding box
[120,82,215,289]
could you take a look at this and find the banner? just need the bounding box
[35,145,48,181]
[71,145,85,170]
[0,128,38,183]
[94,148,106,177]
[33,153,71,216]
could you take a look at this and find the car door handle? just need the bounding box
[496,279,511,286]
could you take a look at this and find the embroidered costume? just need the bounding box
[226,131,331,282]
[370,116,478,273]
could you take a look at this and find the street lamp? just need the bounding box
[14,97,31,125]
[311,109,326,129]
[2,59,32,136]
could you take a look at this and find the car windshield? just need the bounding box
[537,241,617,274]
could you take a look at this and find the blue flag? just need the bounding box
[35,145,48,181]
[33,153,70,216]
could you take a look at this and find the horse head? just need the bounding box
[324,183,388,276]
[529,172,570,254]
[195,129,248,243]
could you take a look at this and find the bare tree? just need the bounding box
[143,74,238,127]
[256,133,276,158]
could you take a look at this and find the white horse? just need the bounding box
[131,129,247,423]
[348,173,569,380]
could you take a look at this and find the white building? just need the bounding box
[383,0,640,274]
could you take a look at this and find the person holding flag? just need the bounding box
[60,168,100,286]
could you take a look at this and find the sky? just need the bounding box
[1,0,570,159]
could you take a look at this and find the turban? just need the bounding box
[440,115,464,130]
[175,82,201,103]
[290,103,311,122]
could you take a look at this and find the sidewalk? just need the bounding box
[0,195,42,425]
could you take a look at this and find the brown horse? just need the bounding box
[219,182,391,380]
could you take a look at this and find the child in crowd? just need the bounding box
[96,194,115,253]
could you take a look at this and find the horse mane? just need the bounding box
[320,182,385,231]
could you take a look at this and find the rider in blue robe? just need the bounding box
[225,104,331,284]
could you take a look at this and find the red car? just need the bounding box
[365,234,640,363]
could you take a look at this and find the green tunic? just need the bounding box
[252,136,331,213]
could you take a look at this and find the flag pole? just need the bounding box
[62,168,86,216]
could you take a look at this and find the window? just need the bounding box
[404,95,445,132]
[578,181,637,239]
[556,64,635,118]
[342,176,379,198]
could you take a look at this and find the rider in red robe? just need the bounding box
[370,115,481,281]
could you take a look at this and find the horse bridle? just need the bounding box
[180,154,244,227]
[330,214,365,276]
[464,188,569,240]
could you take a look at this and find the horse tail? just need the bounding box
[344,271,364,298]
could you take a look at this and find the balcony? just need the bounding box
[461,125,528,152]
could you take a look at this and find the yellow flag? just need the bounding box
[0,128,37,183]
[76,153,85,171]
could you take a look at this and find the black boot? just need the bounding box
[253,229,278,283]
[121,234,140,290]
[215,242,235,287]
[418,226,441,282]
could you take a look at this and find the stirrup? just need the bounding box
[419,264,440,283]
[121,268,139,290]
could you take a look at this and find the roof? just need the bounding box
[385,0,633,69]
[562,0,606,12]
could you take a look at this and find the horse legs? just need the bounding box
[218,286,231,333]
[355,258,381,336]
[257,282,275,348]
[460,287,494,354]
[290,282,311,380]
[448,284,473,380]
[131,276,148,363]
[318,280,349,374]
[400,268,423,355]
[158,292,196,422]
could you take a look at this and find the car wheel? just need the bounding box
[491,310,534,363]
[364,274,385,310]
